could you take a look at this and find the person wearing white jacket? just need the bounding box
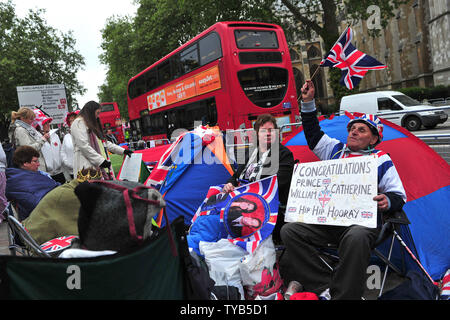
[71,101,132,179]
[60,111,79,181]
[33,109,66,184]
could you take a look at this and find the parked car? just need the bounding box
[340,91,448,131]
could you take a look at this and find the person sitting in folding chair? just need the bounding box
[5,146,60,221]
[222,114,295,242]
[280,80,407,300]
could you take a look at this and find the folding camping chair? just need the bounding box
[0,217,191,300]
[5,210,50,258]
[316,210,413,298]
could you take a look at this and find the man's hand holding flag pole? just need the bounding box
[309,26,387,90]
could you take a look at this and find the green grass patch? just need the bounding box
[109,153,124,174]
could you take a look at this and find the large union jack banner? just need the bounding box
[191,175,279,254]
[320,27,387,90]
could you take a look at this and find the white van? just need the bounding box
[340,91,448,131]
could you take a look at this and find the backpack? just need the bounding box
[379,270,439,300]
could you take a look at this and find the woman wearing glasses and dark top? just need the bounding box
[222,114,295,241]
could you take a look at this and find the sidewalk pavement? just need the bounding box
[0,221,10,255]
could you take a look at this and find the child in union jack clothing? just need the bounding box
[280,80,406,300]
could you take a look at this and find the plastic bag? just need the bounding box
[239,236,283,299]
[200,239,248,299]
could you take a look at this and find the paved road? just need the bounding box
[412,121,450,164]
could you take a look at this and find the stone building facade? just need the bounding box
[428,0,450,86]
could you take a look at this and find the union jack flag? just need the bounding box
[441,269,450,300]
[320,27,387,90]
[192,175,279,254]
[40,235,77,253]
[361,211,374,219]
[144,134,185,189]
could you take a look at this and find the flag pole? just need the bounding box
[312,25,351,81]
[310,66,321,81]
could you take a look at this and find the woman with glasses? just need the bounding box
[5,146,59,221]
[222,114,295,241]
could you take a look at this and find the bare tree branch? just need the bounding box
[280,0,323,35]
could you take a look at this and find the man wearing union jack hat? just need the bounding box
[280,80,407,300]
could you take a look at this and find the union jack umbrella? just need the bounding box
[320,27,387,90]
[40,235,78,253]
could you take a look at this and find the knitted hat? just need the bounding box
[32,108,52,130]
[347,114,383,145]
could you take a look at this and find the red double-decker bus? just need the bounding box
[99,102,125,143]
[127,21,300,144]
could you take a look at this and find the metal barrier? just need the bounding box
[129,139,171,150]
[223,128,255,148]
[223,125,304,147]
[416,133,450,164]
[280,122,302,141]
[415,133,450,145]
[337,105,450,117]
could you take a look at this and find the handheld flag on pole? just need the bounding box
[317,26,387,90]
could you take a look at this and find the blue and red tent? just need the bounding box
[145,126,235,227]
[283,112,450,280]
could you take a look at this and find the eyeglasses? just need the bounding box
[259,128,277,134]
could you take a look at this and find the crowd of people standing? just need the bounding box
[0,101,128,223]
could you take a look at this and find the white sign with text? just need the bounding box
[17,84,68,124]
[285,156,378,228]
[117,153,143,182]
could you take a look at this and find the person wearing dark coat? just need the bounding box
[5,146,59,221]
[223,114,295,241]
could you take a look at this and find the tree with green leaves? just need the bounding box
[98,15,136,119]
[98,0,282,119]
[0,0,85,138]
[277,0,408,107]
[99,0,410,117]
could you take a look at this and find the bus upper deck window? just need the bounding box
[234,30,278,49]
